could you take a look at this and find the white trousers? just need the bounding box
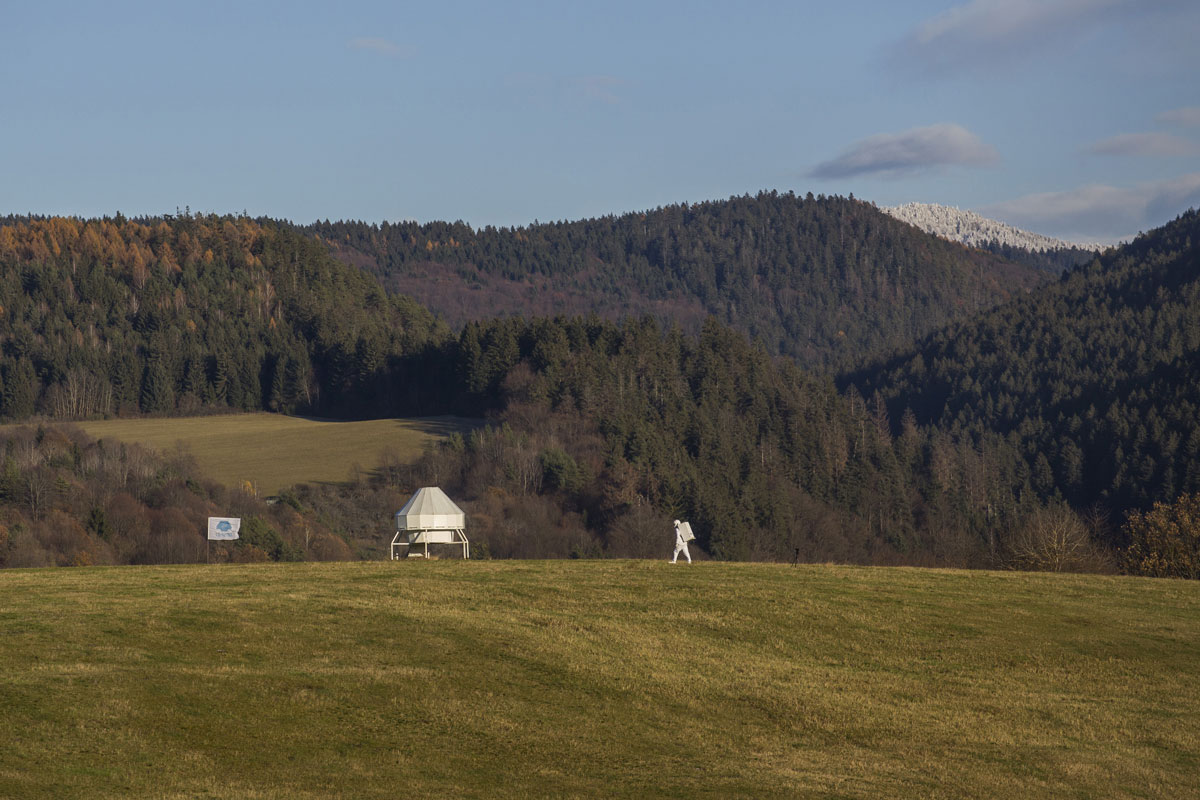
[672,541,691,563]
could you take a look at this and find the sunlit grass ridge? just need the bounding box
[67,413,472,495]
[2,561,1198,798]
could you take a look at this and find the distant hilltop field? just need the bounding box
[884,202,1104,253]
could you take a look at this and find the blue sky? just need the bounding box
[3,0,1198,242]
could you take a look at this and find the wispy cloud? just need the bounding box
[348,37,411,58]
[1087,132,1200,157]
[982,173,1200,241]
[1156,106,1200,127]
[810,123,998,180]
[893,0,1130,71]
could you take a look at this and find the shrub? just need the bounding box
[237,516,304,562]
[540,447,583,494]
[6,526,54,568]
[1004,505,1107,573]
[1122,493,1200,579]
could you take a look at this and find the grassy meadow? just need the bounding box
[63,413,474,495]
[1,561,1198,798]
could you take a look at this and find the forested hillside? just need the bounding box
[307,192,1048,367]
[292,315,1050,567]
[850,209,1200,515]
[975,241,1098,276]
[0,215,448,421]
[4,206,1179,572]
[0,309,1053,569]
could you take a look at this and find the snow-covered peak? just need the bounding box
[883,202,1102,253]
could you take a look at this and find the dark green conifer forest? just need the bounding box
[974,241,1097,275]
[850,209,1200,520]
[306,192,1047,367]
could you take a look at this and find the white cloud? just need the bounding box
[1156,106,1200,127]
[348,37,410,58]
[895,0,1129,70]
[810,123,998,180]
[1087,132,1200,157]
[982,173,1200,241]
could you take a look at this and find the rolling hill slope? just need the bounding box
[309,192,1049,368]
[3,561,1197,799]
[68,413,474,495]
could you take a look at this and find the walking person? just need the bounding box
[671,519,692,564]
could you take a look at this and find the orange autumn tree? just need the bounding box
[0,213,446,421]
[1123,492,1200,579]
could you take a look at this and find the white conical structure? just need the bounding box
[391,487,469,559]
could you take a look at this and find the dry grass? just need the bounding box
[1,561,1198,798]
[61,413,474,495]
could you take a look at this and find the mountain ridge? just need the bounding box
[307,192,1051,369]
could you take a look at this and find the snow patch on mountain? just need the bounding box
[883,202,1103,252]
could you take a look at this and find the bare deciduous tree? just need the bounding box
[1004,505,1106,573]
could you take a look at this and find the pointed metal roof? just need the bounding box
[395,486,465,531]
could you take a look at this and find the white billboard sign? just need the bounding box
[207,517,242,540]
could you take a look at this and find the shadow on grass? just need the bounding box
[288,415,483,437]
